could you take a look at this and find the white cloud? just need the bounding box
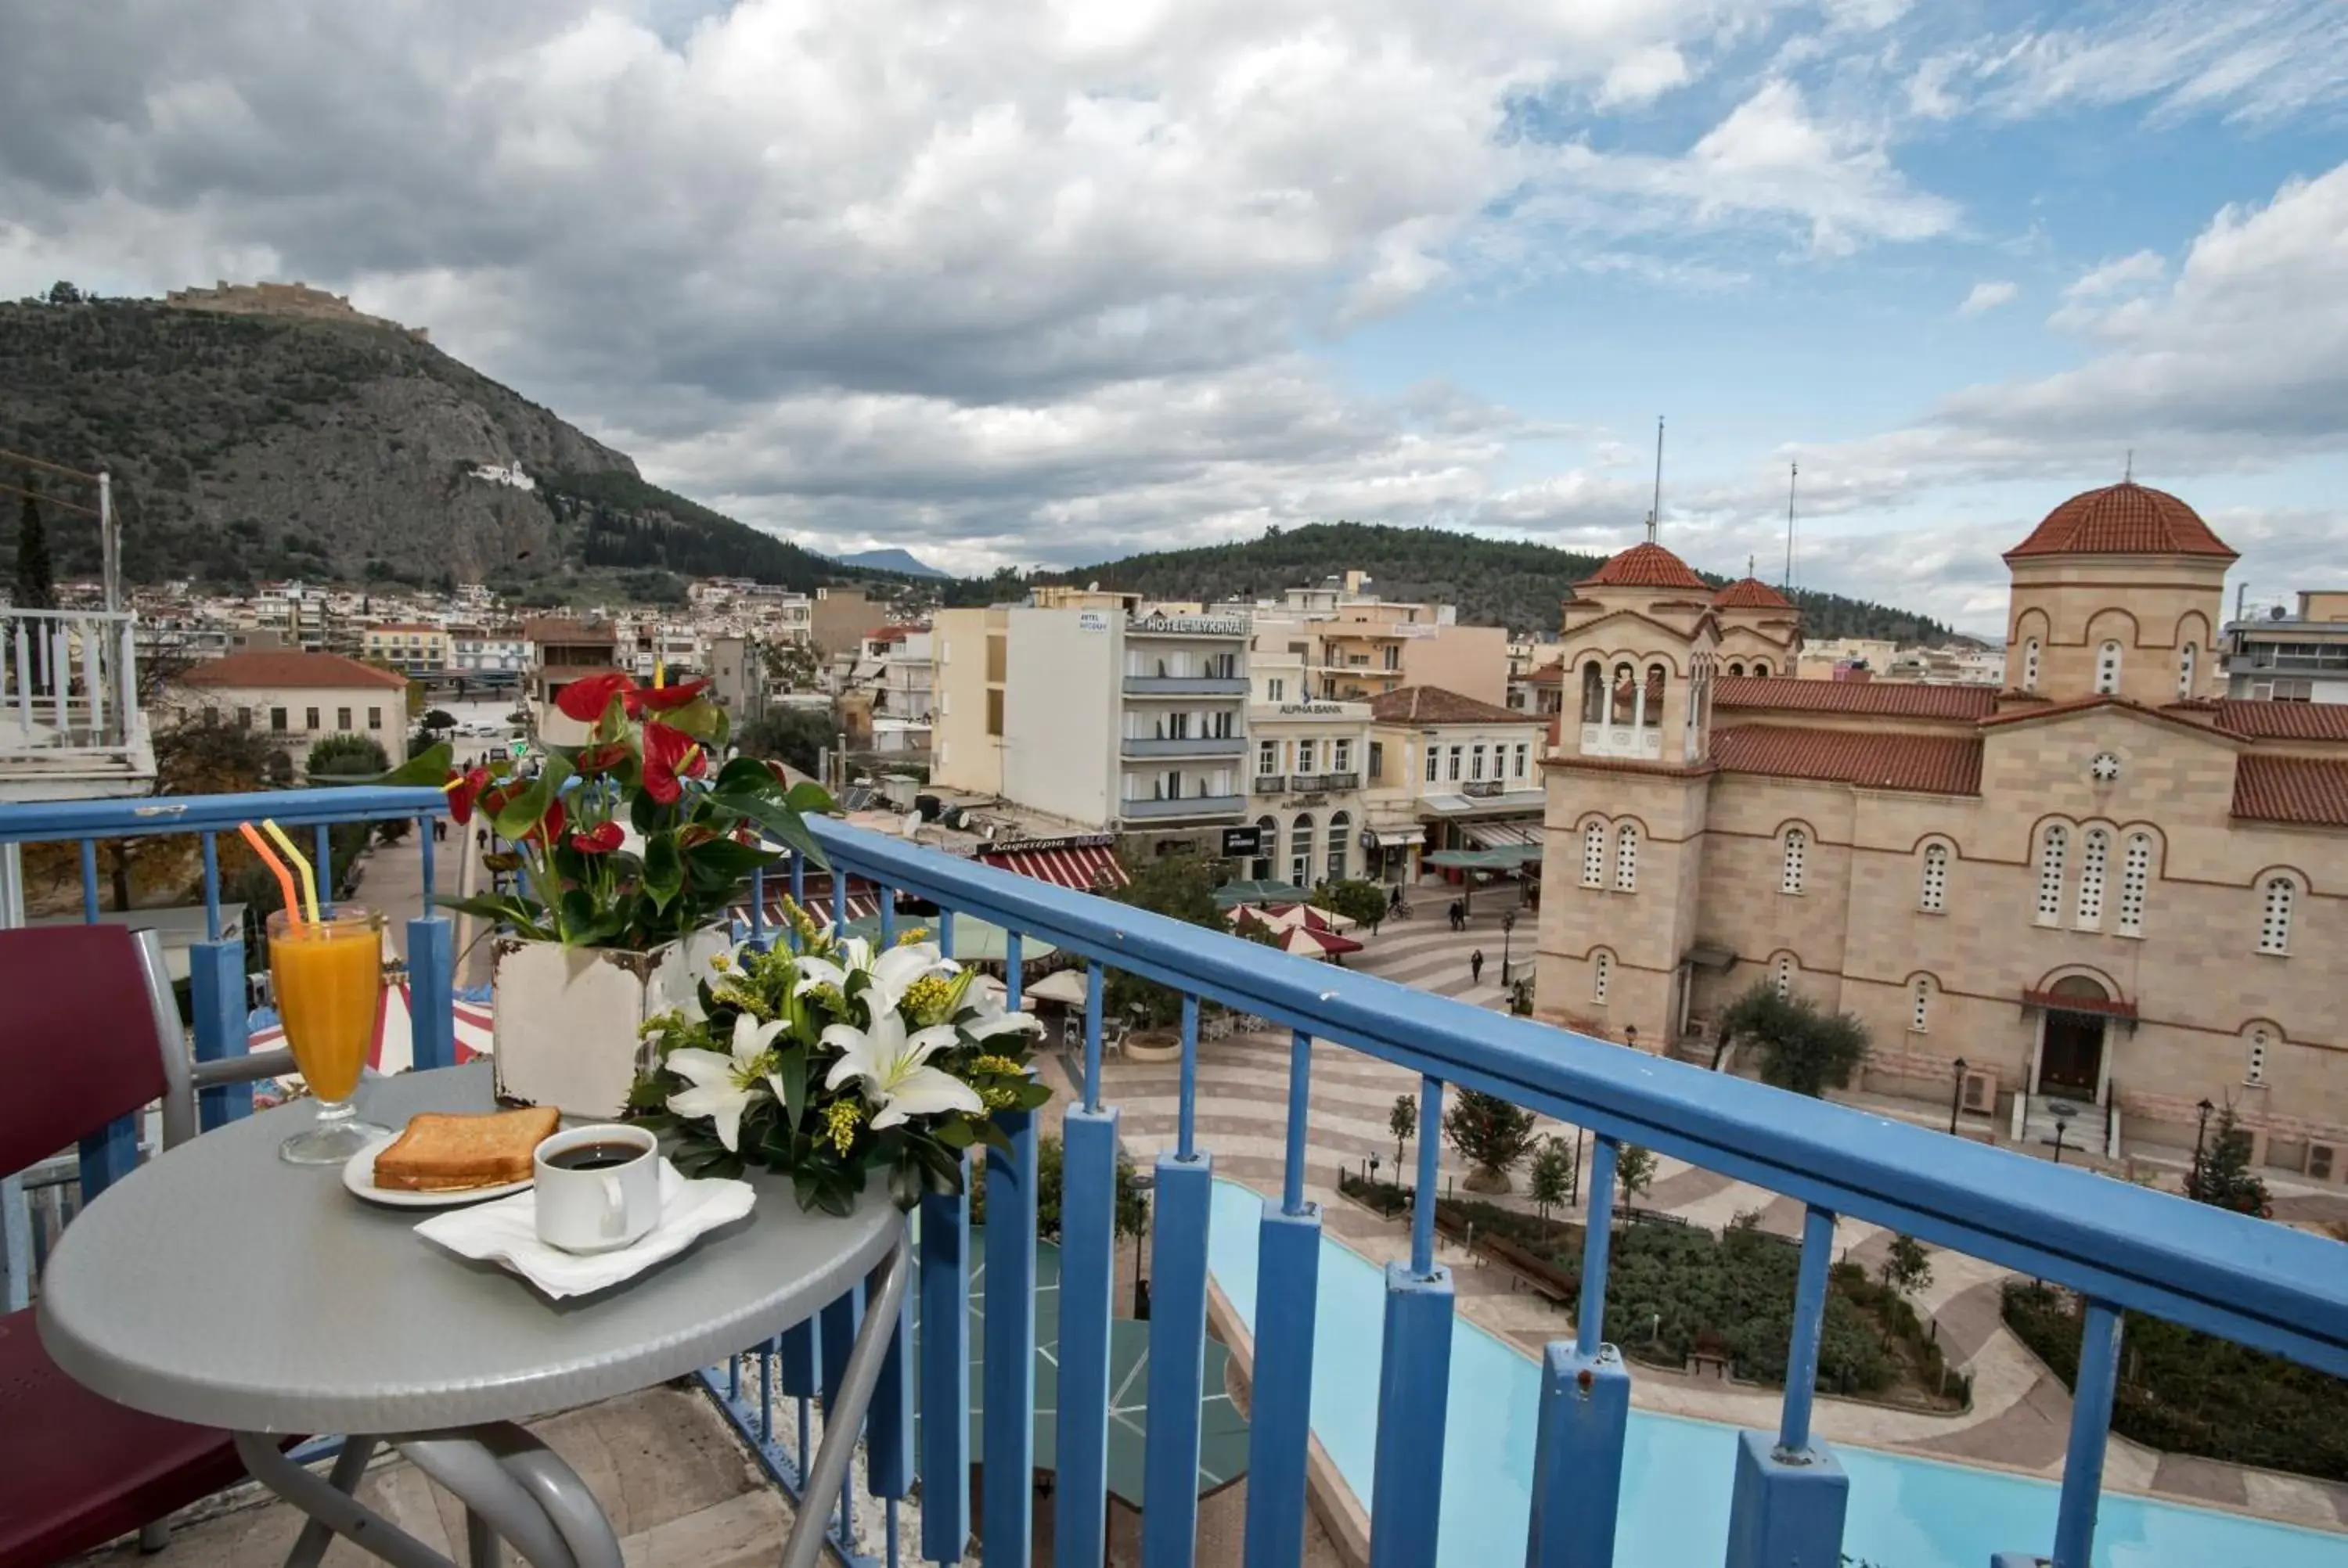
[1957,279,2017,316]
[1597,45,1691,108]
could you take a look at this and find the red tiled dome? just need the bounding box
[1711,577,1794,610]
[2004,483,2236,561]
[1579,541,1709,591]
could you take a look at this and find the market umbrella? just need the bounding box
[1213,879,1309,909]
[1277,924,1362,958]
[1260,901,1359,935]
[836,913,1057,964]
[917,1237,1248,1505]
[1025,968,1093,1007]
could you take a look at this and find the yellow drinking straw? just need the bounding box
[261,818,322,928]
[238,822,306,934]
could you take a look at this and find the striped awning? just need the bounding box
[980,839,1129,893]
[1464,821,1543,851]
[731,873,886,933]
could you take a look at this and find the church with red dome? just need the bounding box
[1532,483,2348,1177]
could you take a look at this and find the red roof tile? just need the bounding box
[1577,541,1709,591]
[1367,685,1533,726]
[178,651,411,691]
[2232,754,2348,827]
[2004,483,2237,561]
[1710,725,1983,795]
[1712,675,1998,720]
[1711,577,1795,610]
[2204,700,2348,743]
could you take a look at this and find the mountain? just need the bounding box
[0,294,897,597]
[832,547,949,578]
[1014,521,1960,645]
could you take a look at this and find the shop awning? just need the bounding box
[1367,827,1424,848]
[732,873,884,933]
[980,836,1130,892]
[1464,821,1543,851]
[1423,846,1540,870]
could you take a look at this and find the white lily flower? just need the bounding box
[959,1002,1044,1041]
[666,1012,789,1152]
[790,935,873,1001]
[794,936,956,1020]
[821,1012,984,1131]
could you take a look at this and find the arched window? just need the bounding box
[2034,824,2069,924]
[1615,822,1639,892]
[2075,829,2109,929]
[2094,640,2122,694]
[1752,660,1770,678]
[1581,821,1606,888]
[1781,828,1806,894]
[2177,642,2198,699]
[1920,843,1950,912]
[1592,951,1612,1005]
[1728,660,1745,677]
[1642,664,1666,728]
[1288,813,1315,888]
[1251,815,1277,881]
[1326,811,1351,882]
[2258,876,2296,955]
[1910,977,1932,1034]
[2245,1027,2271,1087]
[1580,661,1604,724]
[2117,833,2152,936]
[1773,953,1793,1000]
[2022,638,2041,692]
[1609,663,1637,726]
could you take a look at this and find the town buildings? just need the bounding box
[2223,590,2348,704]
[448,625,529,676]
[1363,686,1549,879]
[1249,572,1509,706]
[524,617,621,744]
[1241,638,1374,886]
[361,622,451,676]
[166,650,411,768]
[1533,483,2348,1178]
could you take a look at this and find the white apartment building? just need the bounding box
[2224,590,2348,703]
[448,626,530,674]
[936,594,1251,857]
[1240,641,1374,886]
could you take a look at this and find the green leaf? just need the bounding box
[722,789,828,869]
[354,740,453,789]
[660,696,726,743]
[713,755,774,795]
[684,837,783,879]
[643,833,684,910]
[776,1044,809,1127]
[786,782,834,815]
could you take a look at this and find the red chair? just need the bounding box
[0,924,296,1566]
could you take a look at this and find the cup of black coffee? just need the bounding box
[532,1124,659,1253]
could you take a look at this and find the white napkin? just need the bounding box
[414,1160,756,1299]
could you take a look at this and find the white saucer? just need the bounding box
[342,1132,535,1208]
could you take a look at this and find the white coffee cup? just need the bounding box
[532,1124,661,1254]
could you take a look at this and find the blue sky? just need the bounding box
[3,0,2344,633]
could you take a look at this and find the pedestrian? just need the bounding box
[1470,948,1485,986]
[476,827,487,852]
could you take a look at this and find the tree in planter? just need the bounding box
[1388,1092,1417,1171]
[1615,1142,1656,1210]
[1312,877,1389,935]
[1527,1135,1577,1237]
[1718,980,1869,1098]
[2184,1105,2272,1218]
[1442,1088,1537,1193]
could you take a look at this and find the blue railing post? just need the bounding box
[1726,1205,1849,1568]
[191,830,253,1128]
[1057,1100,1119,1564]
[1370,1076,1453,1568]
[2051,1300,2124,1568]
[1143,1143,1213,1567]
[868,1220,917,1505]
[917,1177,972,1563]
[1526,1132,1630,1568]
[1244,1031,1322,1568]
[982,1088,1039,1568]
[78,837,99,922]
[409,815,454,1070]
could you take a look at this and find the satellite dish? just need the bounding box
[903,811,924,837]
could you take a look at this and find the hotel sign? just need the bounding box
[1129,614,1248,636]
[1077,611,1111,634]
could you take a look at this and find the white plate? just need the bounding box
[342,1132,535,1208]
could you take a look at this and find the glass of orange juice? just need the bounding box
[267,904,391,1164]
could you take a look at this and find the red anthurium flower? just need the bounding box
[442,766,491,825]
[574,742,632,774]
[520,799,567,849]
[625,678,710,717]
[553,671,638,723]
[642,721,708,805]
[570,822,625,854]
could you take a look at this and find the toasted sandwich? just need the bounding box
[373,1107,561,1192]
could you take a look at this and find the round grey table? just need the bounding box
[37,1063,907,1568]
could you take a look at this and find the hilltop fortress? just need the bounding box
[163,280,429,342]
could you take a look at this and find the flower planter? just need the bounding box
[1124,1028,1183,1064]
[491,926,731,1119]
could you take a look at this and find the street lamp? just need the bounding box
[1500,910,1518,987]
[2050,1102,2075,1166]
[2193,1097,2215,1164]
[1948,1057,1969,1135]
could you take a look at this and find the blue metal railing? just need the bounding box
[7,789,2346,1568]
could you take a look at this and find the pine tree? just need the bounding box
[1442,1088,1537,1193]
[15,473,56,611]
[2184,1106,2272,1219]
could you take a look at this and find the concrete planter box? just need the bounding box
[1124,1028,1183,1063]
[491,926,730,1118]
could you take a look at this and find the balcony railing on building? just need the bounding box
[5,785,2345,1568]
[0,609,150,787]
[1118,733,1248,759]
[1252,772,1287,794]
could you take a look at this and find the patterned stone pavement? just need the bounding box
[1073,901,2348,1536]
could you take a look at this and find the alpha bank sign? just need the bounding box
[1274,703,1347,716]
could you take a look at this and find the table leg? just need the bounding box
[780,1230,911,1568]
[398,1424,621,1568]
[466,1509,499,1568]
[285,1437,381,1568]
[235,1433,448,1568]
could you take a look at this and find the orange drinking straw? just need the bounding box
[261,818,323,928]
[239,822,305,933]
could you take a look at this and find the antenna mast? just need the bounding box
[1782,462,1798,590]
[1648,416,1665,544]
